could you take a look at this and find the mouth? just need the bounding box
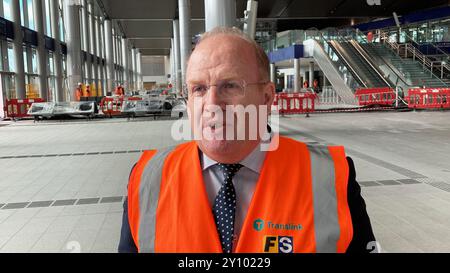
[207,123,224,130]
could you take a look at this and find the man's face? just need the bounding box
[186,34,275,163]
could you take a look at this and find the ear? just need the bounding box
[263,82,276,107]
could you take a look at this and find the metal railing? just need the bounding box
[315,86,343,104]
[379,31,450,81]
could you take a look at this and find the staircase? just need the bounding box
[363,43,448,88]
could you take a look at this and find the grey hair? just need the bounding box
[192,26,270,81]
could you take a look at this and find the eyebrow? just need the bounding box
[187,75,242,85]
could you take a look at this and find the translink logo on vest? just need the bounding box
[253,219,303,232]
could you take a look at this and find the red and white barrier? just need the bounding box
[406,88,450,109]
[4,98,45,119]
[355,87,395,106]
[273,92,316,115]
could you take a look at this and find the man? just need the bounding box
[75,83,83,101]
[119,27,376,253]
[115,84,125,96]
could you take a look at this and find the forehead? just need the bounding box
[186,34,259,82]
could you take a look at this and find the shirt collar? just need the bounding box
[200,131,272,174]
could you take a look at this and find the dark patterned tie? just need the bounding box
[213,163,243,253]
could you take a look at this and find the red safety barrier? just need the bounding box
[100,96,142,117]
[355,87,396,106]
[406,88,450,109]
[4,98,45,119]
[273,92,316,115]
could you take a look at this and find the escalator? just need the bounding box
[328,40,393,88]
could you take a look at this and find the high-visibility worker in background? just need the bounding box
[367,31,374,43]
[115,84,125,96]
[75,83,83,101]
[85,84,90,97]
[118,27,376,253]
[303,80,309,88]
[313,79,319,90]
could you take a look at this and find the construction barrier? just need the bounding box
[355,87,396,106]
[4,98,45,119]
[100,96,142,117]
[273,92,316,114]
[406,88,450,109]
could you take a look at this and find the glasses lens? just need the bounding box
[188,84,207,97]
[218,80,245,98]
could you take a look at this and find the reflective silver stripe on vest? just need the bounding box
[307,144,340,253]
[138,146,176,252]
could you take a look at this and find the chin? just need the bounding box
[201,139,233,154]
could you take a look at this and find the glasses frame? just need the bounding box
[183,79,269,99]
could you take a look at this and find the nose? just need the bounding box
[204,85,225,107]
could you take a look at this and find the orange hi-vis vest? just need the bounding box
[127,135,353,253]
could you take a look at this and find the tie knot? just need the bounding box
[217,163,243,179]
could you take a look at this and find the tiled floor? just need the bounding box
[1,111,450,252]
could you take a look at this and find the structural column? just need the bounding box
[11,0,26,99]
[64,0,82,100]
[137,51,142,90]
[121,37,129,90]
[170,38,176,91]
[270,63,276,83]
[89,1,98,95]
[96,16,104,96]
[104,19,115,93]
[132,48,137,90]
[33,0,48,100]
[293,58,300,92]
[178,0,191,89]
[81,0,91,85]
[50,0,64,101]
[322,72,329,87]
[204,0,236,31]
[172,20,181,94]
[309,61,314,89]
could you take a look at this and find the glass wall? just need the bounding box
[47,51,55,101]
[0,0,133,104]
[19,0,35,29]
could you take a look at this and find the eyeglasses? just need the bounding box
[184,79,268,99]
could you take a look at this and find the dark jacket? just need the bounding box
[118,156,376,253]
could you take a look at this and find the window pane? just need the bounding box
[4,74,16,99]
[19,0,25,26]
[48,52,54,75]
[23,47,28,73]
[7,42,15,72]
[0,42,3,71]
[31,48,37,73]
[27,0,35,30]
[45,0,51,36]
[3,0,13,21]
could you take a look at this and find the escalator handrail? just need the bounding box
[327,39,367,88]
[349,39,394,88]
[311,31,365,89]
[364,43,412,87]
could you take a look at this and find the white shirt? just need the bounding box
[200,141,268,247]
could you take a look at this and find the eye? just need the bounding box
[222,81,240,89]
[191,85,207,93]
